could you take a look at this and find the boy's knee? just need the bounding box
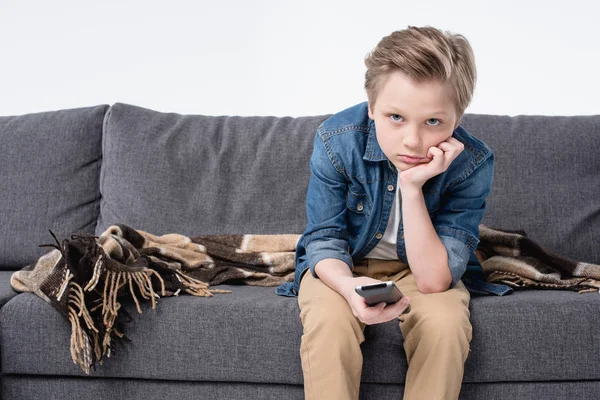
[403,298,471,341]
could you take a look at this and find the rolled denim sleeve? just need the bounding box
[301,128,353,278]
[432,152,494,287]
[438,235,471,286]
[305,231,353,278]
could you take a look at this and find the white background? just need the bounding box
[1,0,599,117]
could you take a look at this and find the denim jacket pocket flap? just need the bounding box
[346,191,370,215]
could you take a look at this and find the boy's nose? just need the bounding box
[402,127,421,148]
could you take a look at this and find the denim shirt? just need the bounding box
[276,102,512,297]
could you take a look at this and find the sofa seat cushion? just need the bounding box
[0,105,109,270]
[1,286,599,384]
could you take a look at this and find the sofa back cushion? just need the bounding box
[0,105,108,270]
[97,103,329,237]
[99,103,600,265]
[461,114,600,264]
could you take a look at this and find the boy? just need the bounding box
[277,26,490,399]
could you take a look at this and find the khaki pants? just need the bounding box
[298,258,472,400]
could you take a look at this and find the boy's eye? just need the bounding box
[389,115,441,126]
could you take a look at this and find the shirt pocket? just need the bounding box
[346,190,370,238]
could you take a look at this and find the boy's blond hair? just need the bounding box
[364,26,476,118]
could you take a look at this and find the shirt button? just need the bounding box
[375,233,383,239]
[357,202,364,211]
[387,184,394,191]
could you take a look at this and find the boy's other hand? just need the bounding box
[341,277,411,325]
[399,136,465,189]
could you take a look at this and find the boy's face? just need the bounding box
[368,71,460,171]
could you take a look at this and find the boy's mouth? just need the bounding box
[400,154,423,159]
[399,154,425,164]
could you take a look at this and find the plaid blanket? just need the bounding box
[11,224,299,373]
[476,225,600,293]
[10,223,600,373]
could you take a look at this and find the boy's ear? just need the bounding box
[368,103,374,120]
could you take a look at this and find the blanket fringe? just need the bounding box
[60,249,229,373]
[83,254,104,292]
[173,269,231,296]
[67,282,95,374]
[56,269,73,301]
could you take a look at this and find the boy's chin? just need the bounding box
[393,160,419,171]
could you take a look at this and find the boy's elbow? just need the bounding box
[416,276,452,294]
[417,283,447,294]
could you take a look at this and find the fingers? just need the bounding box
[356,301,385,324]
[427,146,444,159]
[357,296,411,325]
[437,138,464,155]
[427,138,464,171]
[386,296,411,317]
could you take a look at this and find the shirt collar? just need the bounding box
[363,118,388,162]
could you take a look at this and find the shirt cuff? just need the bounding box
[438,234,471,287]
[306,238,353,278]
[435,226,480,251]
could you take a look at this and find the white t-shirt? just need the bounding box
[365,169,402,260]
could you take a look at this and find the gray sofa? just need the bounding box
[0,103,599,399]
